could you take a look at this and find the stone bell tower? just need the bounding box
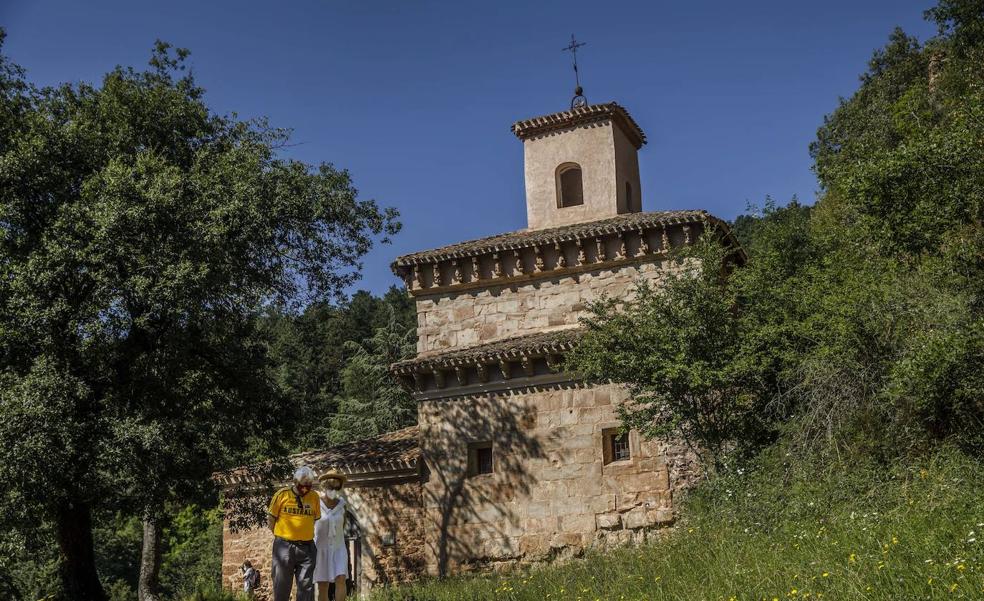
[511,102,646,230]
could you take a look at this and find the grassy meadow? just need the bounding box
[371,449,984,601]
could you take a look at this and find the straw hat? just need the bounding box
[319,469,348,486]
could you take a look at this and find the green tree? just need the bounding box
[326,305,416,445]
[566,205,811,470]
[570,0,984,468]
[0,38,397,601]
[263,285,415,451]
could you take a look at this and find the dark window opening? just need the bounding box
[468,442,494,476]
[603,428,631,465]
[625,181,635,211]
[557,164,584,208]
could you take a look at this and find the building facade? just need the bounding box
[220,102,739,598]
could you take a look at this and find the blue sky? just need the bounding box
[2,1,936,296]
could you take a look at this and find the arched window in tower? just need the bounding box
[556,163,584,208]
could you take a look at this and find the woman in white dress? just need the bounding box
[314,471,348,601]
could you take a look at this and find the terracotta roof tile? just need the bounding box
[391,210,711,271]
[391,328,581,373]
[215,426,420,485]
[293,426,419,472]
[511,102,647,149]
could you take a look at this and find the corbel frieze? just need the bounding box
[396,218,723,294]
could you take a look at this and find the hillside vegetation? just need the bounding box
[374,448,984,601]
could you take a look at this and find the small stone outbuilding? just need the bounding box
[220,101,740,598]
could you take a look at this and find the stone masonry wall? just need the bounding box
[346,482,427,589]
[222,480,426,599]
[417,383,699,576]
[415,257,687,355]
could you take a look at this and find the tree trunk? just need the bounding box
[138,515,164,601]
[54,501,106,601]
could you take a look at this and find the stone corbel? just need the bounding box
[554,243,566,269]
[499,359,512,380]
[454,366,468,387]
[595,238,606,263]
[534,246,545,273]
[636,230,649,256]
[514,250,524,275]
[432,263,442,286]
[683,225,692,245]
[492,253,503,279]
[576,240,587,265]
[476,364,489,383]
[452,260,463,284]
[521,356,535,377]
[661,228,671,253]
[471,256,480,282]
[615,234,627,260]
[414,265,425,289]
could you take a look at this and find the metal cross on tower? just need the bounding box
[562,34,588,110]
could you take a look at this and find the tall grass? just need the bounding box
[372,448,984,600]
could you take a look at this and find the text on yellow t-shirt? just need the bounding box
[268,487,321,541]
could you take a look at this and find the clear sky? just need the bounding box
[2,1,937,296]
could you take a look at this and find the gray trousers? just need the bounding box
[272,537,317,601]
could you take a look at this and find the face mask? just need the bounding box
[324,489,339,500]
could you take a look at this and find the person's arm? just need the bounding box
[267,491,281,533]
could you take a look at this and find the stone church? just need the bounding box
[219,101,741,597]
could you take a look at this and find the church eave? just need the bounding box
[390,329,581,396]
[389,210,743,295]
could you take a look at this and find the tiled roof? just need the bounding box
[391,210,710,269]
[215,426,420,485]
[391,329,581,374]
[293,426,419,473]
[511,102,647,149]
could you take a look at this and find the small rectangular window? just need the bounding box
[467,442,494,476]
[602,428,631,465]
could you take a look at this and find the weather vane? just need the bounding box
[562,34,587,110]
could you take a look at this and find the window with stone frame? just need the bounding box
[602,428,631,465]
[467,441,494,477]
[556,163,584,208]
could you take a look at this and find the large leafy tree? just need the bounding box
[0,37,398,601]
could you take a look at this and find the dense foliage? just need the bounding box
[263,286,416,450]
[0,34,400,600]
[568,0,984,467]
